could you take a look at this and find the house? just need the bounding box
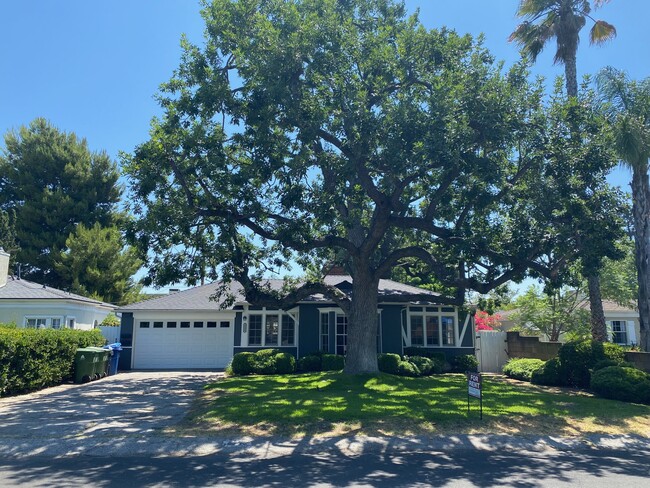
[0,249,116,330]
[497,299,640,346]
[116,272,475,370]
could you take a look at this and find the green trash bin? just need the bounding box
[74,348,97,384]
[87,347,110,379]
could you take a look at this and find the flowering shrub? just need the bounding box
[475,310,501,331]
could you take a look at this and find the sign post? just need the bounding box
[467,371,482,419]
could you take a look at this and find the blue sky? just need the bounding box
[1,1,648,289]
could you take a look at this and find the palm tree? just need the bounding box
[510,0,616,342]
[597,68,650,351]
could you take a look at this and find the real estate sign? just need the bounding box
[468,372,482,399]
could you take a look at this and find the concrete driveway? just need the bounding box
[0,371,222,457]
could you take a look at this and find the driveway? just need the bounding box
[0,371,222,457]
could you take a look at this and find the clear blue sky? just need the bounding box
[1,1,648,289]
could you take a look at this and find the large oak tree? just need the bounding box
[125,0,621,373]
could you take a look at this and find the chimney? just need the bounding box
[0,249,9,288]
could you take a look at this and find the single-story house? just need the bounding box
[497,299,640,346]
[0,249,116,329]
[116,272,475,370]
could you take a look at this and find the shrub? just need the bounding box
[378,353,401,375]
[531,357,562,386]
[502,358,545,382]
[592,359,631,371]
[397,359,420,377]
[298,354,322,372]
[558,340,626,387]
[451,355,478,373]
[321,354,344,371]
[274,352,296,374]
[408,356,434,376]
[230,352,257,375]
[590,366,650,404]
[100,313,120,327]
[0,328,105,397]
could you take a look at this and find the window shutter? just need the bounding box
[605,321,613,342]
[627,321,637,345]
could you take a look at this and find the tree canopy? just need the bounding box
[125,0,623,373]
[0,118,121,288]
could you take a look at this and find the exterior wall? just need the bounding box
[119,312,134,370]
[506,331,561,360]
[625,351,650,373]
[380,305,402,355]
[605,314,640,346]
[0,300,112,330]
[298,304,321,356]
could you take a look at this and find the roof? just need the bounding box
[118,275,442,312]
[0,276,116,309]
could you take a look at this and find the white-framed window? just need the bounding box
[611,321,628,345]
[336,314,348,356]
[24,316,65,329]
[246,310,296,347]
[320,312,329,352]
[408,306,457,347]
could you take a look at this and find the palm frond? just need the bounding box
[590,20,616,44]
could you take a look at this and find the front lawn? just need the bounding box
[180,372,650,438]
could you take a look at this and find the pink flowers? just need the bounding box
[475,310,502,331]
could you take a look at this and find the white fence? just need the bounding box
[475,330,508,373]
[98,326,120,344]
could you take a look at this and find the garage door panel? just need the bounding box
[134,323,233,369]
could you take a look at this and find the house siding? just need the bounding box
[380,305,403,355]
[119,312,134,371]
[298,304,321,356]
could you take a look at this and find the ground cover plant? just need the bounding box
[182,372,650,438]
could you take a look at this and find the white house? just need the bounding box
[0,249,116,330]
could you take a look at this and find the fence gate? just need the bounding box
[475,331,508,373]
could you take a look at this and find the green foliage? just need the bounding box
[512,285,591,342]
[100,313,121,327]
[321,354,344,372]
[531,357,562,386]
[592,359,636,371]
[402,348,445,373]
[0,328,105,396]
[599,238,638,309]
[0,209,19,263]
[590,366,650,404]
[502,358,546,381]
[230,349,297,376]
[557,340,627,387]
[297,354,322,372]
[408,356,434,376]
[451,355,479,373]
[397,360,420,377]
[0,118,121,289]
[378,353,401,375]
[0,322,17,329]
[55,223,142,305]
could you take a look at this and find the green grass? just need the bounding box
[182,372,650,438]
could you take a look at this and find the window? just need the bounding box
[442,317,455,346]
[219,321,230,328]
[139,321,150,328]
[51,318,62,329]
[281,315,294,346]
[320,313,329,352]
[68,318,75,329]
[153,321,163,328]
[180,321,190,328]
[194,321,204,328]
[611,321,628,345]
[426,316,439,346]
[25,316,65,329]
[207,321,217,328]
[336,314,348,355]
[167,321,177,328]
[248,315,262,346]
[408,307,457,348]
[265,314,279,345]
[410,315,424,346]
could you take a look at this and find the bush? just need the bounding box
[321,354,344,371]
[0,328,105,397]
[502,358,545,382]
[100,313,120,327]
[558,340,626,387]
[378,353,401,375]
[230,352,257,375]
[297,354,322,372]
[451,355,478,373]
[273,352,296,374]
[531,357,562,386]
[397,359,420,377]
[408,356,434,376]
[590,366,650,404]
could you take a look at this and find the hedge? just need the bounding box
[590,366,650,404]
[557,340,626,387]
[229,349,297,375]
[450,355,479,373]
[0,327,106,397]
[502,358,545,381]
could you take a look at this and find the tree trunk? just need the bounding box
[343,270,380,374]
[588,273,608,342]
[631,164,650,351]
[564,50,578,98]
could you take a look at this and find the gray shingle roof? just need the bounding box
[0,276,116,308]
[118,275,441,312]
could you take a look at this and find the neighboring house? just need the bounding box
[116,272,475,370]
[498,300,640,347]
[0,250,116,330]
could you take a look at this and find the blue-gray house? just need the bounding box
[116,272,475,370]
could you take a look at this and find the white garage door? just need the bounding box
[133,321,234,369]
